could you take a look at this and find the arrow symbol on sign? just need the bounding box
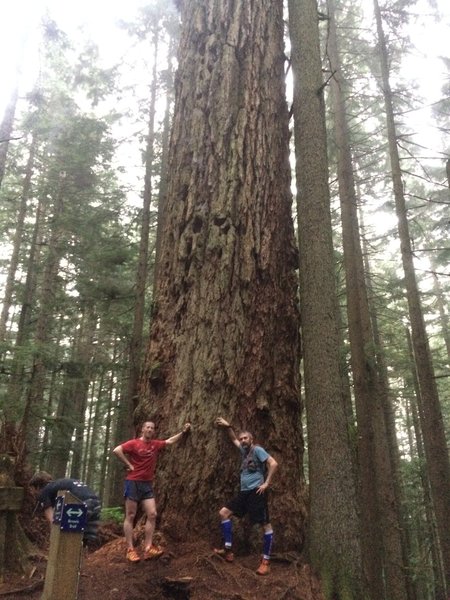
[67,508,83,517]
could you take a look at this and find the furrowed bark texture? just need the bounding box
[138,0,305,549]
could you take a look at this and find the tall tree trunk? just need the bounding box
[108,31,164,502]
[46,306,96,478]
[125,32,159,420]
[98,327,127,507]
[406,328,446,599]
[360,208,417,600]
[4,188,47,431]
[70,307,97,478]
[20,175,66,459]
[0,85,19,188]
[137,0,305,549]
[373,2,450,594]
[430,270,450,361]
[152,36,176,293]
[288,0,367,596]
[404,397,430,600]
[38,318,65,470]
[327,4,409,597]
[99,357,117,502]
[0,136,36,343]
[82,382,96,482]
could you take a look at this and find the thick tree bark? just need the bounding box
[137,0,305,549]
[288,0,367,596]
[373,1,450,595]
[327,2,408,598]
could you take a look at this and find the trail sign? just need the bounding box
[60,502,87,533]
[53,495,64,524]
[42,490,85,600]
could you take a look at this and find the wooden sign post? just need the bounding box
[0,486,24,583]
[42,490,87,600]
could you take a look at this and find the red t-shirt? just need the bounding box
[121,438,166,481]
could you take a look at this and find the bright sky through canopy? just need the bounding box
[1,0,449,152]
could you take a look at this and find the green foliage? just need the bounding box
[100,506,124,524]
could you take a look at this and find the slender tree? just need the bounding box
[0,85,19,189]
[123,32,159,439]
[288,0,367,596]
[406,327,446,598]
[0,135,36,343]
[153,34,176,292]
[20,170,67,456]
[373,1,450,595]
[327,2,408,597]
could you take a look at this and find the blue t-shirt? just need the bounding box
[239,445,269,491]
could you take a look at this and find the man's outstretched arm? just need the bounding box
[165,423,191,445]
[216,417,240,448]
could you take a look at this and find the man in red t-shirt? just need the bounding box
[113,420,191,562]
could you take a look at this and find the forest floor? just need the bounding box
[2,517,326,600]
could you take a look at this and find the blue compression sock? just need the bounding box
[221,519,233,548]
[263,530,273,559]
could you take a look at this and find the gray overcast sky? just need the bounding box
[1,0,449,149]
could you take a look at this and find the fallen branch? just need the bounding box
[0,579,44,596]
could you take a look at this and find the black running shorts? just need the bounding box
[225,489,270,524]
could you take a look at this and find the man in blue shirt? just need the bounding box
[215,416,278,576]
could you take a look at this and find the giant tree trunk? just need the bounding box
[373,1,450,595]
[137,0,305,549]
[288,0,367,595]
[327,2,408,598]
